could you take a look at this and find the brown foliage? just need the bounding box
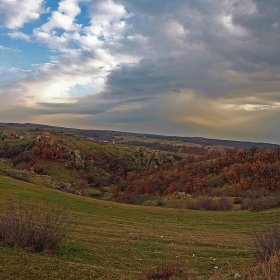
[33,162,42,173]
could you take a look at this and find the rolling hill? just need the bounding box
[1,174,279,279]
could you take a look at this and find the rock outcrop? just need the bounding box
[133,147,170,168]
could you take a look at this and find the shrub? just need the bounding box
[4,170,30,182]
[140,261,196,280]
[245,189,271,199]
[167,199,183,209]
[250,222,280,262]
[0,199,70,252]
[247,223,280,279]
[15,161,31,171]
[233,197,243,204]
[241,197,280,211]
[164,197,186,209]
[143,200,157,207]
[187,197,232,211]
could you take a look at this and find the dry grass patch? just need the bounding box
[140,261,196,280]
[187,197,232,211]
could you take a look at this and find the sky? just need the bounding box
[0,0,280,144]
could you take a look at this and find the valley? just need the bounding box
[0,123,280,279]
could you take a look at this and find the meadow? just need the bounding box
[0,175,279,279]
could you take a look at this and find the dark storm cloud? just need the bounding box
[98,0,280,103]
[104,55,227,98]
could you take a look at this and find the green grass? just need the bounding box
[0,139,35,147]
[70,139,126,155]
[0,126,24,134]
[83,188,102,196]
[41,162,80,184]
[0,175,279,279]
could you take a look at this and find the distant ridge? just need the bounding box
[0,122,277,149]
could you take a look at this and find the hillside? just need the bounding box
[0,124,280,279]
[0,124,280,211]
[1,174,279,279]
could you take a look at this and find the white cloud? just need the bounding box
[33,29,69,49]
[0,45,20,52]
[89,0,129,23]
[224,104,279,111]
[8,31,30,41]
[0,0,45,29]
[40,0,81,32]
[33,0,144,66]
[0,48,114,107]
[9,68,32,73]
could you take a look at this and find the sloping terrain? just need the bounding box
[0,129,173,200]
[1,175,279,279]
[1,124,280,210]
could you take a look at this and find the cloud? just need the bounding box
[40,0,81,32]
[1,0,280,143]
[0,47,116,108]
[9,68,32,73]
[7,31,30,41]
[0,45,20,52]
[158,90,280,142]
[0,0,45,29]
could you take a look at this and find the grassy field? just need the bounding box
[0,175,279,279]
[41,162,81,184]
[114,135,226,153]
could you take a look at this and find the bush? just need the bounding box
[187,197,232,211]
[241,197,280,211]
[4,170,31,182]
[0,199,70,252]
[247,223,280,279]
[233,197,243,204]
[250,222,280,262]
[140,261,196,280]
